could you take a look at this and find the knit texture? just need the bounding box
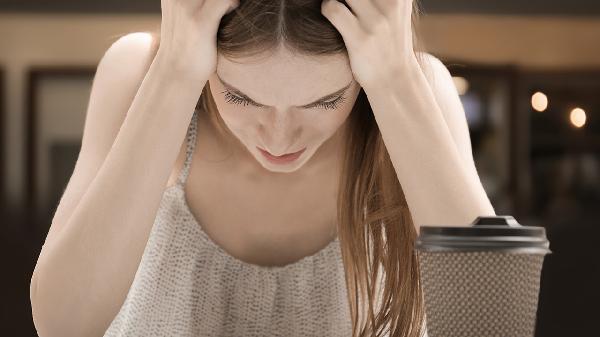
[102,109,354,337]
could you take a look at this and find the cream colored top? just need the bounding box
[102,109,355,336]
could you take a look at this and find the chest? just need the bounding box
[183,159,340,267]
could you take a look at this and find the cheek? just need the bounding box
[216,104,255,132]
[309,107,352,138]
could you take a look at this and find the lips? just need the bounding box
[260,147,304,157]
[257,146,306,164]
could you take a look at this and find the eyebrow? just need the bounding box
[216,72,353,108]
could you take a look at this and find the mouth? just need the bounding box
[257,146,306,164]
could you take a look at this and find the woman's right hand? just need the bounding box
[156,0,240,82]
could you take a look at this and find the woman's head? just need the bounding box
[150,1,426,336]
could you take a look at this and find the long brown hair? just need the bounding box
[143,1,427,336]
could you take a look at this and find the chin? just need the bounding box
[259,161,304,174]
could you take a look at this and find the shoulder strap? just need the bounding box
[177,109,199,186]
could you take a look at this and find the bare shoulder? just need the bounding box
[100,32,159,78]
[414,51,454,89]
[106,31,157,57]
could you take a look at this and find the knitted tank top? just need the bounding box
[102,108,354,337]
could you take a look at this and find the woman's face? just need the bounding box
[207,47,361,175]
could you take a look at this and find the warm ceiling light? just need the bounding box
[570,107,586,128]
[531,91,548,112]
[452,76,469,95]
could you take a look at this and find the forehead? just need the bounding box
[215,48,354,105]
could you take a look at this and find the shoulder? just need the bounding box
[98,31,159,79]
[414,51,452,88]
[413,51,461,106]
[105,31,158,58]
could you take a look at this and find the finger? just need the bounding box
[344,0,385,33]
[321,0,367,47]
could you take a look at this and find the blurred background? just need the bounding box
[1,1,598,336]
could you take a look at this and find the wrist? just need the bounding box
[153,49,211,89]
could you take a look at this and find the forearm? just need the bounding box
[365,64,495,232]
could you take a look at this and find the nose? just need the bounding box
[260,110,300,155]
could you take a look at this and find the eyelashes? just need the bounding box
[220,89,347,110]
[313,95,347,110]
[220,90,254,107]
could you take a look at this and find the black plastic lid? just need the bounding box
[415,215,551,254]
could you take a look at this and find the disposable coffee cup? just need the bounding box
[415,215,551,337]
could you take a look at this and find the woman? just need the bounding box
[30,0,496,336]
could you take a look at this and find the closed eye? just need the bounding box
[220,89,347,111]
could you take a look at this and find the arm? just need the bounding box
[366,55,496,232]
[320,0,495,234]
[29,33,205,337]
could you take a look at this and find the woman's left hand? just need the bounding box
[321,0,418,91]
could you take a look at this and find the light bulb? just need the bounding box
[570,107,586,128]
[531,92,548,112]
